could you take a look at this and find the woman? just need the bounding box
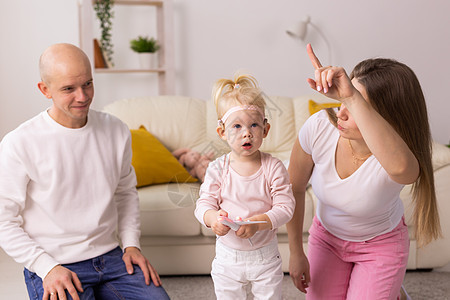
[286,44,441,299]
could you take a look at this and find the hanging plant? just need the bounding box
[94,0,115,66]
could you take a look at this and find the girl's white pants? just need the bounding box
[211,239,283,300]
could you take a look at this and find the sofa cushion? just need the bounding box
[308,99,341,115]
[432,142,450,170]
[260,96,297,162]
[205,101,231,158]
[130,126,197,187]
[103,96,207,152]
[138,183,202,236]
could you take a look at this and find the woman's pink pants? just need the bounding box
[306,216,409,300]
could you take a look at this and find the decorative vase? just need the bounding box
[138,52,158,69]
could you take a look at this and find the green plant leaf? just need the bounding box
[130,36,160,53]
[94,0,115,66]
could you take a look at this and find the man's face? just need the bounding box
[39,59,94,128]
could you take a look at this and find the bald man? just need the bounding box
[0,44,169,300]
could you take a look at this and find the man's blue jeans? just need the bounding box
[24,247,170,300]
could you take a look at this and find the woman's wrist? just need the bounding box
[341,89,365,107]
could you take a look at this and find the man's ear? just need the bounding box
[216,126,227,140]
[263,122,270,138]
[37,81,52,99]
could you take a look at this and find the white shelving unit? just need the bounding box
[78,0,175,94]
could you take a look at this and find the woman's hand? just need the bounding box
[306,44,358,102]
[289,251,310,293]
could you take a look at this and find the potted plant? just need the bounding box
[130,36,160,69]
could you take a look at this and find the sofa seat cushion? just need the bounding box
[138,183,201,236]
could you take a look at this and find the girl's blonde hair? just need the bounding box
[212,73,266,120]
[328,58,441,246]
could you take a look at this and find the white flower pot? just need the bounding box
[138,52,158,69]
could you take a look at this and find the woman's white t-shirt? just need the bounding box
[299,110,404,242]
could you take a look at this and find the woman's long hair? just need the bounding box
[331,58,441,246]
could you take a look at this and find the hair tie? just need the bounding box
[234,83,240,89]
[218,105,264,127]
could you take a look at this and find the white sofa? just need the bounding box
[103,94,450,275]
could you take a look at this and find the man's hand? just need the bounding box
[123,247,162,286]
[42,265,83,300]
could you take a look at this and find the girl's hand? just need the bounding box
[306,44,358,102]
[235,222,258,239]
[209,209,231,236]
[235,214,272,239]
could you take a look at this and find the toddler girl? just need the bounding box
[194,73,295,299]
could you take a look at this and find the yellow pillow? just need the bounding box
[308,99,341,115]
[130,126,197,187]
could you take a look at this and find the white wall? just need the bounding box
[1,0,449,144]
[0,0,79,139]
